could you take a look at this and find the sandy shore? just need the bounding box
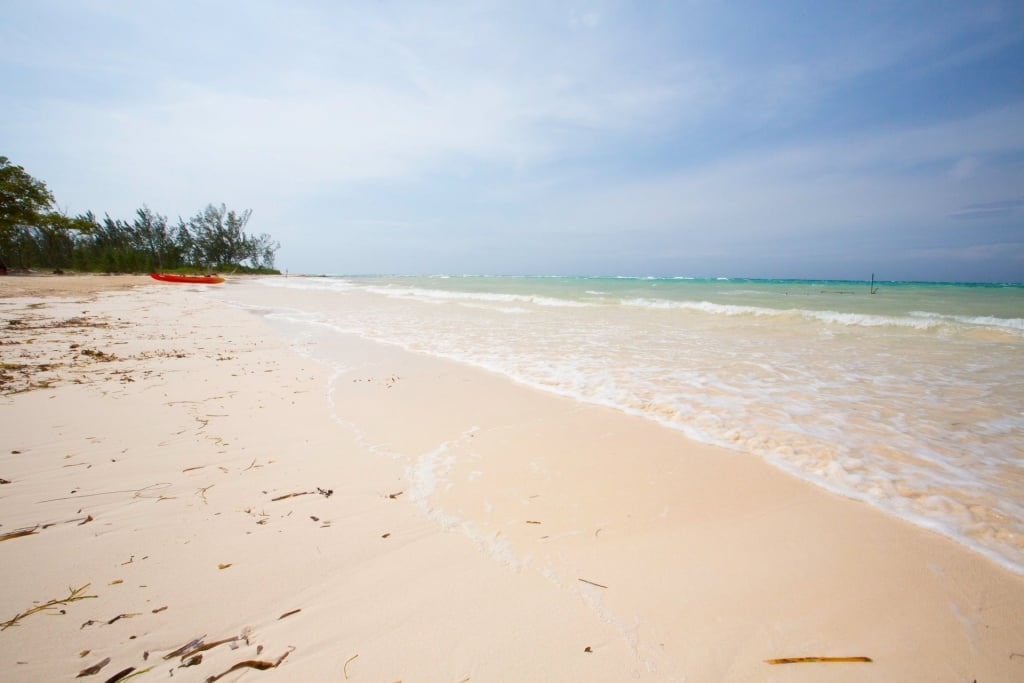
[0,272,154,298]
[1,274,1022,682]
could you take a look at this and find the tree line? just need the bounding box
[0,155,279,274]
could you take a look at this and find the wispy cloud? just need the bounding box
[949,200,1024,221]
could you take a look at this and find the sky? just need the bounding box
[2,1,1023,281]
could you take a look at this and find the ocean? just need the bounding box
[213,275,1024,574]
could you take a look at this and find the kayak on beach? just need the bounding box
[150,272,225,284]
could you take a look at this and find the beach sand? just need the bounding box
[1,274,1022,681]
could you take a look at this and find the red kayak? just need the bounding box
[150,273,225,284]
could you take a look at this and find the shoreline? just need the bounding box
[1,275,1023,681]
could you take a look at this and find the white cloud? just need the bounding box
[3,0,1023,278]
[950,157,980,180]
[519,103,1024,248]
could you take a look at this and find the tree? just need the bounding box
[184,203,269,270]
[0,156,55,270]
[247,232,280,270]
[132,206,181,270]
[0,156,280,273]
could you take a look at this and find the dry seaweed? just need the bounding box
[103,666,152,683]
[177,635,241,660]
[278,609,301,620]
[77,656,111,677]
[41,514,94,530]
[765,656,873,664]
[103,668,135,683]
[38,481,170,504]
[205,646,294,682]
[1,583,97,631]
[180,654,203,668]
[163,636,206,660]
[0,527,39,542]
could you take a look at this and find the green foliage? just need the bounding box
[0,155,280,273]
[0,156,55,234]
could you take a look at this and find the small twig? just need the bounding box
[765,656,873,664]
[278,608,302,620]
[578,578,608,589]
[343,653,358,679]
[271,491,312,502]
[196,484,214,505]
[107,612,141,625]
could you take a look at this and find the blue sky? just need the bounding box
[2,1,1023,281]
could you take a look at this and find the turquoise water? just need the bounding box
[215,276,1024,573]
[337,275,1024,325]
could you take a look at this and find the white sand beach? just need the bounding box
[1,274,1022,682]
